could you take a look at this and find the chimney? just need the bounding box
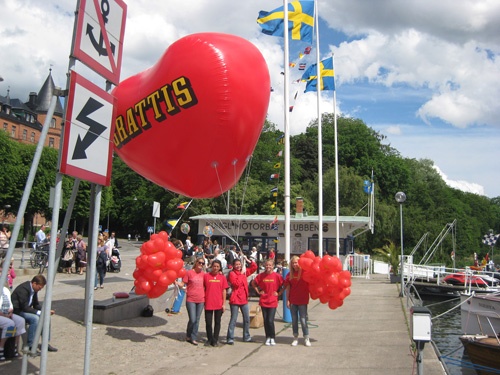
[295,197,303,218]
[28,92,37,108]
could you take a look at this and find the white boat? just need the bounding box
[461,291,500,336]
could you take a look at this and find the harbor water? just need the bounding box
[422,296,476,375]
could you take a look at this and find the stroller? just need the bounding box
[108,247,121,272]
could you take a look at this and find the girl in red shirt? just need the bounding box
[180,257,205,345]
[203,259,228,347]
[226,256,257,344]
[285,255,311,347]
[251,259,284,346]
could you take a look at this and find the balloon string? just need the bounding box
[212,163,227,208]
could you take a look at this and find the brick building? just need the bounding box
[0,70,64,149]
[0,70,64,229]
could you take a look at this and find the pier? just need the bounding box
[2,241,446,374]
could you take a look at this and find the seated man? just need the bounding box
[11,275,57,352]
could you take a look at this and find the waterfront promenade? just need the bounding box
[1,240,446,375]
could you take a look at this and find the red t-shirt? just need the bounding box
[285,272,310,305]
[183,269,205,303]
[203,272,228,310]
[254,271,283,308]
[228,261,258,305]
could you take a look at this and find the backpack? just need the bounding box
[96,251,106,267]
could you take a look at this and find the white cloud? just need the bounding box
[433,165,485,196]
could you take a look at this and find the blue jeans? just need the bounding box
[261,307,277,339]
[226,303,251,342]
[185,301,204,341]
[19,312,50,348]
[290,304,309,337]
[94,268,106,288]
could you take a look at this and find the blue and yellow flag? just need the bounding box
[301,56,335,92]
[257,1,315,44]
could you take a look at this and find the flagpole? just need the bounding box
[333,54,340,257]
[313,0,323,258]
[283,0,291,265]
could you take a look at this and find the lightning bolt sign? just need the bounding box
[60,71,116,186]
[72,97,107,160]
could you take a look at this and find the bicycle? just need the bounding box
[30,243,49,273]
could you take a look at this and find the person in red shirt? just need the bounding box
[226,255,258,345]
[251,259,284,346]
[268,247,276,261]
[285,255,311,347]
[179,257,205,345]
[203,259,228,347]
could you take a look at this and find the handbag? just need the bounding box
[63,250,74,261]
[249,304,264,328]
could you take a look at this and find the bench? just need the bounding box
[93,293,149,324]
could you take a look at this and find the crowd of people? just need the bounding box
[0,229,313,360]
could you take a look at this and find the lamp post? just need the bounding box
[395,192,406,297]
[2,204,11,225]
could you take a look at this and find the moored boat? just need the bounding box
[461,292,500,336]
[459,334,500,375]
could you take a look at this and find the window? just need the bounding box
[3,123,7,131]
[50,118,56,128]
[30,132,35,142]
[22,129,27,140]
[11,126,16,138]
[49,137,54,148]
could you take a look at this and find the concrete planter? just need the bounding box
[390,273,400,283]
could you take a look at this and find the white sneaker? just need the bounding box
[291,339,298,347]
[270,338,276,346]
[265,338,271,346]
[304,338,311,347]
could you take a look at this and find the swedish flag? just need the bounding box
[257,1,315,44]
[5,325,16,337]
[301,56,335,92]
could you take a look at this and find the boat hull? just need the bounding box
[459,335,500,375]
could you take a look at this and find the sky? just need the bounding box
[1,0,499,198]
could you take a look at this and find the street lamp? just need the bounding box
[2,204,11,225]
[395,192,406,297]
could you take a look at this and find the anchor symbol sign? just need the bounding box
[86,0,116,57]
[87,23,116,57]
[73,0,127,84]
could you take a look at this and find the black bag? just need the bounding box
[4,337,17,358]
[141,305,154,317]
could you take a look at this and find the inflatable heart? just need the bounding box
[112,33,270,198]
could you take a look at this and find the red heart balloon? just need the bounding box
[112,33,270,198]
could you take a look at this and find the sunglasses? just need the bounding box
[197,261,205,265]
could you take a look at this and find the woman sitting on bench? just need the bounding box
[0,265,26,361]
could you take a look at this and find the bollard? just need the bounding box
[172,286,185,313]
[282,268,292,323]
[19,237,26,269]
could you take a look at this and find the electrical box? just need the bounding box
[410,306,432,342]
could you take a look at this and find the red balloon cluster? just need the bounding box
[298,250,352,310]
[133,231,186,298]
